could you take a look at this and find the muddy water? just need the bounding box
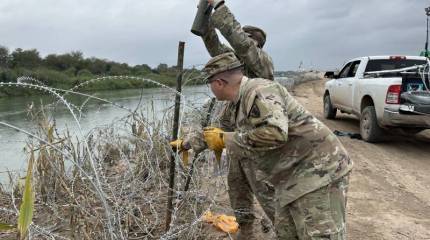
[0,85,212,182]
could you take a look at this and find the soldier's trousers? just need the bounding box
[227,154,276,225]
[275,175,349,240]
[227,153,349,239]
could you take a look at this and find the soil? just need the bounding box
[204,78,430,240]
[293,79,430,240]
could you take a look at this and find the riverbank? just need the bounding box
[0,70,203,98]
[0,64,314,98]
[0,46,204,97]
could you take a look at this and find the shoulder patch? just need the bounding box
[249,102,261,118]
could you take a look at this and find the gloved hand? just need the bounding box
[170,139,185,151]
[203,127,225,163]
[169,139,190,167]
[203,127,225,150]
[208,0,224,9]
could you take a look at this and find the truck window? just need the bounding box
[339,62,352,78]
[348,61,361,77]
[365,59,426,72]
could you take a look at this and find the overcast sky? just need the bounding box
[0,0,428,70]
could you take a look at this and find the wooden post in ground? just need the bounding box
[165,41,185,232]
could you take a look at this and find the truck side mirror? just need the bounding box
[324,71,337,79]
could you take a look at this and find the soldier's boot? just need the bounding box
[236,222,258,240]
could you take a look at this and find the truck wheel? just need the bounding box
[323,94,337,119]
[360,106,384,142]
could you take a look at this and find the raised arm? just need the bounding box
[210,4,274,80]
[201,21,233,57]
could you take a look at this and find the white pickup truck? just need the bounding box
[324,56,430,142]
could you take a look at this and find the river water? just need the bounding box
[0,85,212,182]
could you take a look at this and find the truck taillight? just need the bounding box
[386,85,401,104]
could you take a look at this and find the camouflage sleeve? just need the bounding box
[217,102,235,132]
[233,86,289,150]
[202,20,233,57]
[211,5,274,80]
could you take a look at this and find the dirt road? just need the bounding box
[292,79,430,240]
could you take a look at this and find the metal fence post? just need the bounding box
[165,41,185,232]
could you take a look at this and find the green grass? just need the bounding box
[0,68,203,97]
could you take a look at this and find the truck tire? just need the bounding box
[360,106,384,142]
[323,94,337,119]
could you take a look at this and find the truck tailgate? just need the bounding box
[400,75,430,115]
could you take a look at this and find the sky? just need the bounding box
[0,0,428,71]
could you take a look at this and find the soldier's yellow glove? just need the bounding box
[169,139,190,167]
[203,127,225,163]
[170,139,185,151]
[203,127,225,150]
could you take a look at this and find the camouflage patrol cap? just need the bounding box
[203,52,243,81]
[243,25,266,48]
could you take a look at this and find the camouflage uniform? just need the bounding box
[222,76,353,239]
[202,4,274,80]
[275,176,349,239]
[193,3,277,230]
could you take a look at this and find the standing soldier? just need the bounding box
[186,0,276,238]
[202,52,353,239]
[203,0,274,80]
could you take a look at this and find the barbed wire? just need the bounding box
[0,74,229,239]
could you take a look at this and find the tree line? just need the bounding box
[0,45,200,97]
